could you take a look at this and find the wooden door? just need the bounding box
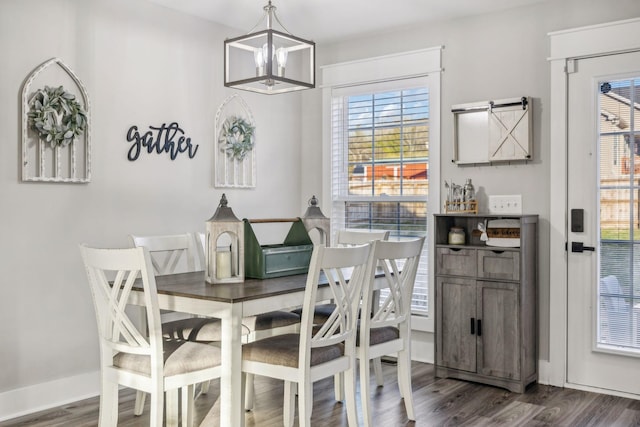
[436,276,476,372]
[477,280,520,380]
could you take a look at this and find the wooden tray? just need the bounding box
[444,200,478,214]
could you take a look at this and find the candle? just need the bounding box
[216,250,232,279]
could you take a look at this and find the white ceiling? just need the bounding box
[146,0,550,43]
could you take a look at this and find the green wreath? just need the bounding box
[219,115,255,161]
[27,85,87,148]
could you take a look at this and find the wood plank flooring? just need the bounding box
[2,361,640,426]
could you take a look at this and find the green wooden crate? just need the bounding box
[243,218,314,279]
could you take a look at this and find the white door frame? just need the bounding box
[547,17,640,390]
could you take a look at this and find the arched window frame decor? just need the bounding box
[21,58,91,183]
[214,94,257,188]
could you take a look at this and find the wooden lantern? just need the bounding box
[301,195,330,246]
[205,194,244,284]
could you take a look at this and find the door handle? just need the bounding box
[571,242,596,253]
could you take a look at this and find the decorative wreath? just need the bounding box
[27,85,87,148]
[219,115,255,161]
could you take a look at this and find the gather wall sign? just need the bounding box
[126,122,199,161]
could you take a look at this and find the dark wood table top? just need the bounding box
[145,271,313,303]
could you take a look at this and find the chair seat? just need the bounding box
[163,310,299,342]
[242,333,343,368]
[162,317,250,342]
[357,325,400,346]
[245,310,301,331]
[113,338,221,376]
[292,304,335,325]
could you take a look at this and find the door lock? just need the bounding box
[571,242,596,253]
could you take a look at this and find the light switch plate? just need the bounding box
[489,195,522,214]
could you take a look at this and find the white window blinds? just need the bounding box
[330,78,430,315]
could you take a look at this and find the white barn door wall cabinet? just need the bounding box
[453,96,532,165]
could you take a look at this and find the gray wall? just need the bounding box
[0,0,305,413]
[300,0,640,364]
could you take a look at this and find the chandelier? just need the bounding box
[224,1,315,94]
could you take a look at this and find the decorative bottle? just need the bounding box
[464,179,475,211]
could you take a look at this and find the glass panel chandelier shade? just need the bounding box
[224,2,315,94]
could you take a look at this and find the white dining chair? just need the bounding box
[299,229,390,322]
[79,244,221,427]
[241,243,371,427]
[129,233,197,276]
[129,233,230,415]
[195,231,206,271]
[357,237,424,426]
[336,229,390,246]
[303,228,390,399]
[193,230,302,409]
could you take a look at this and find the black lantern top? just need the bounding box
[208,194,241,222]
[303,195,327,219]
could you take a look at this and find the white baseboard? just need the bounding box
[0,370,100,422]
[563,381,640,400]
[411,330,434,364]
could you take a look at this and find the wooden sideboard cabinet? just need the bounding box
[434,214,538,393]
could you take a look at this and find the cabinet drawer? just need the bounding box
[478,249,520,280]
[437,247,476,276]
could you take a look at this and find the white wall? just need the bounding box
[0,0,305,419]
[300,0,640,373]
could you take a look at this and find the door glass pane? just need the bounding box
[598,77,640,350]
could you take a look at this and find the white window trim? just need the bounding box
[321,47,442,333]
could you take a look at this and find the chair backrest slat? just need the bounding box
[299,244,371,362]
[195,232,206,271]
[80,245,163,361]
[363,238,425,334]
[336,229,390,247]
[129,234,197,275]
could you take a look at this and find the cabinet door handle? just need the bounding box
[470,317,475,335]
[477,319,482,336]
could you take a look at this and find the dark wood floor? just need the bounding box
[3,361,640,426]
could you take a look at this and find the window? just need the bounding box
[598,77,640,350]
[322,48,441,321]
[330,79,431,315]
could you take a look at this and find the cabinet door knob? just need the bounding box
[477,319,482,336]
[470,317,475,335]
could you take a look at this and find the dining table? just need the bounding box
[127,270,330,427]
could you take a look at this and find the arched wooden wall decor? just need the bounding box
[214,94,256,188]
[21,58,91,183]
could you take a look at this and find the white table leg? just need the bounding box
[220,303,244,427]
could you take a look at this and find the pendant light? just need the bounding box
[224,1,315,94]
